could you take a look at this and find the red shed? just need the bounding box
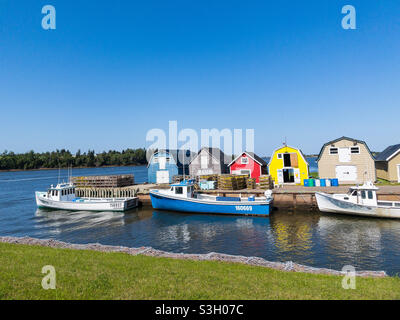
[228,152,268,182]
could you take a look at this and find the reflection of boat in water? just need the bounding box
[35,182,138,212]
[34,208,126,234]
[150,180,273,216]
[317,214,400,257]
[316,182,400,219]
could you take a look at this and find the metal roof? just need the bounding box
[375,144,400,162]
[228,151,268,167]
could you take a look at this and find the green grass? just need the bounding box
[309,172,319,179]
[0,243,400,300]
[376,178,400,186]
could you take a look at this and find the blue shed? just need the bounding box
[147,149,194,184]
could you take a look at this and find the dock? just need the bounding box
[76,184,400,210]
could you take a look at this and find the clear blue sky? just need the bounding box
[1,0,399,155]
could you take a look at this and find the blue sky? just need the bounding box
[0,0,399,155]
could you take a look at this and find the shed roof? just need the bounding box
[267,145,309,166]
[316,136,374,162]
[228,151,268,167]
[190,147,232,166]
[375,144,400,162]
[147,149,195,167]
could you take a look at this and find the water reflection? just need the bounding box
[317,214,400,271]
[269,210,319,265]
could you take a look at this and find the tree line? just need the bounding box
[0,148,147,170]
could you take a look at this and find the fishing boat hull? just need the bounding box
[150,191,272,216]
[35,192,138,212]
[315,192,400,219]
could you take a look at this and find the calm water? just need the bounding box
[1,164,400,275]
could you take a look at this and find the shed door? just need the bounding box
[159,157,166,170]
[290,153,298,168]
[201,155,208,169]
[277,169,284,184]
[294,168,301,184]
[397,165,400,183]
[156,170,169,184]
[338,148,351,163]
[336,165,357,181]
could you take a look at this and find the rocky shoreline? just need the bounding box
[0,236,387,278]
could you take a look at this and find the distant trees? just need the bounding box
[0,148,147,170]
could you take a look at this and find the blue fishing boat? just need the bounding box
[150,180,273,216]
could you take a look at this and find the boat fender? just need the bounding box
[264,190,272,198]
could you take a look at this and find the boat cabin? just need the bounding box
[45,183,76,202]
[334,182,379,206]
[167,181,195,198]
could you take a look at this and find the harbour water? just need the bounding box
[1,163,400,275]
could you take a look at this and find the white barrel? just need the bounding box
[315,179,321,187]
[326,179,331,187]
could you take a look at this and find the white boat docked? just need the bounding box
[35,182,138,212]
[315,181,400,219]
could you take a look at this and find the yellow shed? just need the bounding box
[268,145,309,185]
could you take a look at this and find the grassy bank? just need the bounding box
[0,243,399,300]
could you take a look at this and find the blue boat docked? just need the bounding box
[150,180,273,217]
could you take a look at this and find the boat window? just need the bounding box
[368,191,373,199]
[361,191,366,199]
[175,187,183,194]
[351,190,358,196]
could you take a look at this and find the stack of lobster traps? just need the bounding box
[259,175,273,189]
[217,174,247,190]
[246,178,257,189]
[71,174,134,188]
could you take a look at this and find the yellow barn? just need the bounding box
[268,145,309,185]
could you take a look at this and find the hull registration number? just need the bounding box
[235,206,252,211]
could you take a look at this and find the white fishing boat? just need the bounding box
[315,181,400,218]
[35,182,138,212]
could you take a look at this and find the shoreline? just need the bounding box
[0,164,147,173]
[0,236,387,278]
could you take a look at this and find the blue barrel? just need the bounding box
[319,179,326,187]
[303,179,309,187]
[330,178,339,187]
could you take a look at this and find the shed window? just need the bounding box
[277,154,282,159]
[351,147,360,154]
[330,148,338,155]
[241,157,249,164]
